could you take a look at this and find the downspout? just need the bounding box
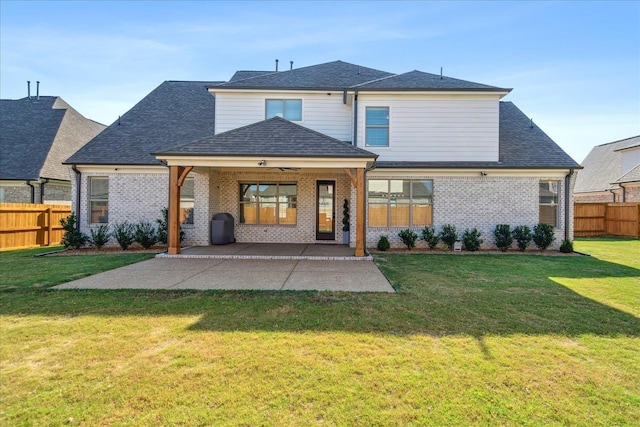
[72,165,81,231]
[621,184,626,203]
[26,181,36,203]
[353,89,359,146]
[40,178,49,204]
[564,168,575,241]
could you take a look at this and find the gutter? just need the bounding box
[71,165,81,231]
[564,168,575,241]
[353,89,359,146]
[39,178,49,203]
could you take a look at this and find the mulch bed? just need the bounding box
[43,245,167,256]
[369,248,581,256]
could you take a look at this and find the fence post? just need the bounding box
[46,206,52,246]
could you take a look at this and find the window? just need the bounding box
[539,181,559,227]
[180,178,194,225]
[265,99,302,121]
[89,177,108,224]
[365,107,389,147]
[239,182,297,225]
[368,179,432,227]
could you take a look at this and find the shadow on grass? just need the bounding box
[1,254,638,339]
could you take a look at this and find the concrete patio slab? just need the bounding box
[54,257,395,293]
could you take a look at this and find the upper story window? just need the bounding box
[89,177,108,224]
[365,107,389,147]
[266,99,302,121]
[539,181,559,227]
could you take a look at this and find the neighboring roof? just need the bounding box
[376,102,580,169]
[354,70,509,91]
[613,164,640,184]
[155,116,377,159]
[1,96,105,181]
[574,135,640,193]
[229,71,273,81]
[66,81,222,165]
[214,60,394,90]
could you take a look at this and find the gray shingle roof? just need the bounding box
[66,81,222,165]
[376,102,580,169]
[155,116,377,159]
[354,70,509,91]
[1,96,105,180]
[215,60,394,90]
[229,71,273,81]
[574,135,640,193]
[614,164,640,184]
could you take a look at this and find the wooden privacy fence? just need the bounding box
[574,202,640,238]
[0,203,71,251]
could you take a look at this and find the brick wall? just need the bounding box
[365,174,571,250]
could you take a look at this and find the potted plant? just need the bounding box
[342,198,350,245]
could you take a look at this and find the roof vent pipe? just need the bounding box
[290,61,293,70]
[275,59,279,72]
[440,67,443,80]
[27,81,31,100]
[530,118,534,129]
[36,81,40,100]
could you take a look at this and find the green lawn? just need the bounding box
[1,240,638,426]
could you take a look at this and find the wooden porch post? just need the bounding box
[355,167,365,257]
[167,165,194,255]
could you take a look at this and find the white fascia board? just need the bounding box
[160,156,373,169]
[355,90,509,99]
[74,165,168,174]
[209,88,343,95]
[369,168,572,178]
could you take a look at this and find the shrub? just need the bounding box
[89,224,111,249]
[60,213,88,249]
[377,235,391,251]
[156,207,184,244]
[398,229,418,250]
[533,223,555,251]
[342,199,350,232]
[513,225,533,252]
[421,226,440,249]
[440,224,458,250]
[560,239,573,253]
[493,224,513,252]
[113,221,135,250]
[134,221,158,249]
[462,228,483,252]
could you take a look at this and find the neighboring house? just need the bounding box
[574,135,640,203]
[65,61,579,254]
[0,95,105,204]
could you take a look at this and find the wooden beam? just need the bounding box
[167,166,182,254]
[355,167,365,257]
[343,168,357,187]
[177,166,193,187]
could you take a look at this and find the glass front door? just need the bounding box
[316,181,335,240]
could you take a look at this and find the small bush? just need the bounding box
[113,221,135,250]
[560,239,573,253]
[377,235,391,251]
[60,213,88,249]
[342,199,350,232]
[440,224,458,250]
[533,223,555,251]
[462,228,483,252]
[421,226,440,249]
[134,221,158,249]
[156,207,184,244]
[513,225,533,252]
[493,224,513,252]
[89,224,111,249]
[398,229,418,250]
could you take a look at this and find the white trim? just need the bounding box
[74,165,167,174]
[158,156,374,169]
[369,168,571,178]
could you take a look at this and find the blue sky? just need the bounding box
[1,1,638,163]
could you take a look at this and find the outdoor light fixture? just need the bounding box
[258,160,267,166]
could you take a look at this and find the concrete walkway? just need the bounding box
[54,258,394,292]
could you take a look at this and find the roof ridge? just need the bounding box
[351,72,400,88]
[596,135,640,147]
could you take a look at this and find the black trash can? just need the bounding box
[211,213,235,245]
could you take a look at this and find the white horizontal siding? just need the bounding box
[357,94,500,162]
[215,92,352,141]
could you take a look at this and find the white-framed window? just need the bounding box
[89,177,108,224]
[265,99,302,121]
[539,181,559,227]
[239,182,297,225]
[368,179,433,227]
[365,107,389,147]
[180,177,194,225]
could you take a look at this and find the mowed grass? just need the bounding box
[1,240,639,426]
